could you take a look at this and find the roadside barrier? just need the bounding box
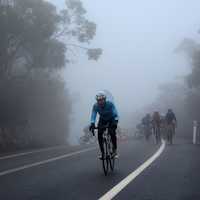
[193,120,200,144]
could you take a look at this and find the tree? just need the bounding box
[0,0,102,150]
[176,36,200,119]
[0,0,102,77]
[176,38,200,88]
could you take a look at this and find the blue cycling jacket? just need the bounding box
[165,112,177,124]
[90,101,119,123]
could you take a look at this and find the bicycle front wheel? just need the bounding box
[169,128,173,145]
[167,125,173,145]
[102,139,109,176]
[108,141,115,171]
[109,156,115,171]
[155,127,161,144]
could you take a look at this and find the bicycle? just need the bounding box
[93,126,115,176]
[153,125,161,144]
[143,124,152,141]
[166,123,175,145]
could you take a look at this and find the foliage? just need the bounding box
[0,0,102,150]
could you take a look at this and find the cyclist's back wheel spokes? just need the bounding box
[145,127,151,141]
[169,129,173,145]
[108,139,115,171]
[167,125,173,145]
[109,156,115,171]
[168,132,172,145]
[155,127,158,144]
[102,139,109,176]
[155,127,161,144]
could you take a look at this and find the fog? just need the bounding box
[49,0,200,144]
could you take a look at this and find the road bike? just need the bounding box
[93,126,115,176]
[153,125,161,144]
[166,123,175,145]
[143,124,152,141]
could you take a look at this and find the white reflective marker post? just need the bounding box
[193,120,197,144]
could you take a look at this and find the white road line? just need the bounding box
[0,147,96,176]
[0,145,71,160]
[99,140,166,200]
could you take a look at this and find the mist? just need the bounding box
[50,0,200,143]
[1,0,200,148]
[1,1,200,197]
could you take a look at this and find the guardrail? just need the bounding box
[193,120,200,144]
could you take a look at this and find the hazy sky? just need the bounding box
[48,0,200,143]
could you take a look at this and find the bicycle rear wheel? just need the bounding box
[169,128,173,145]
[155,127,161,144]
[109,156,115,171]
[145,127,151,141]
[102,139,109,176]
[168,125,173,145]
[155,127,158,144]
[108,141,115,171]
[167,125,173,145]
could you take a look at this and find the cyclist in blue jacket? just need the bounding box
[89,91,119,159]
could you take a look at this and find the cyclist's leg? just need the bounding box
[154,126,157,143]
[172,123,176,135]
[97,130,104,155]
[144,125,149,140]
[167,124,170,142]
[98,119,106,156]
[166,124,169,142]
[170,124,173,144]
[167,124,173,144]
[153,124,156,136]
[108,120,117,153]
[158,124,161,142]
[155,126,158,144]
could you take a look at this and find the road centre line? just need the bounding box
[99,140,166,200]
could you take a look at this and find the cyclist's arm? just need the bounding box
[141,118,145,125]
[111,103,119,121]
[174,114,177,122]
[173,114,177,127]
[91,105,97,124]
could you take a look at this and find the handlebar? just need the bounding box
[90,125,109,136]
[93,125,109,130]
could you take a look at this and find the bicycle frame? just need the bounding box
[166,123,174,145]
[143,124,152,141]
[153,125,161,144]
[93,126,115,176]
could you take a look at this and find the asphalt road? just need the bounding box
[0,137,199,200]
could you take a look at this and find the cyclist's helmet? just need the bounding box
[96,91,107,101]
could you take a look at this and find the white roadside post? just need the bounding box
[193,120,197,144]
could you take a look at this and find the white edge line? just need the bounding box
[0,147,96,177]
[99,140,166,200]
[0,145,69,160]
